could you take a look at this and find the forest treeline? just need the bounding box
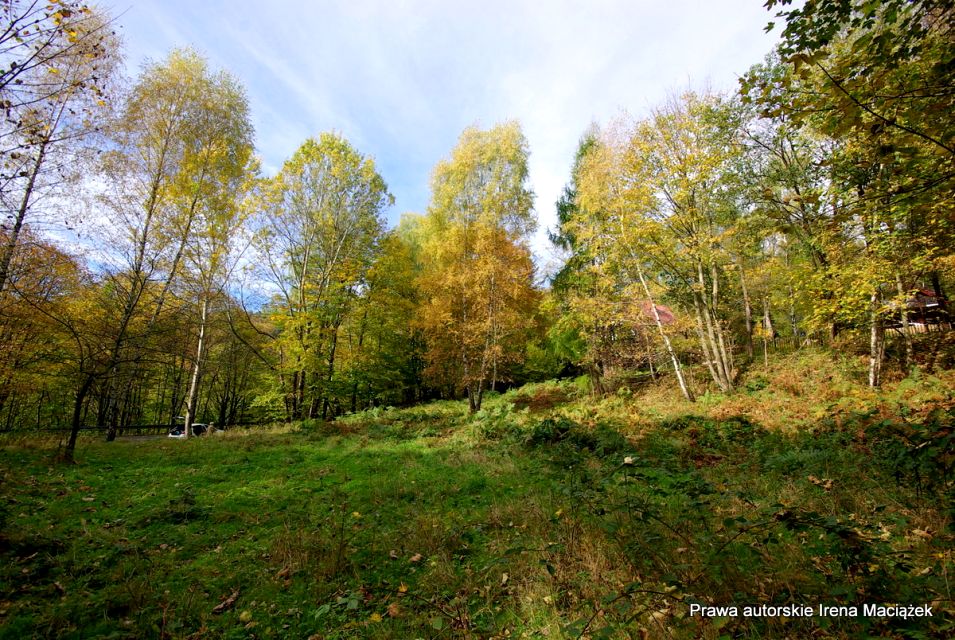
[0,1,952,460]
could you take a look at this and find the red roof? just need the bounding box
[641,301,675,324]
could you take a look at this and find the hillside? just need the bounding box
[1,354,952,639]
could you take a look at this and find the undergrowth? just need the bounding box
[1,352,953,638]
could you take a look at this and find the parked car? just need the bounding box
[168,422,208,438]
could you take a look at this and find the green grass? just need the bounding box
[1,373,953,639]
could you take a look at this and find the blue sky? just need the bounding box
[115,0,780,267]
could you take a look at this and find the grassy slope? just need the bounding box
[1,350,953,639]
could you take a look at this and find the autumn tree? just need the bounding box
[574,94,745,396]
[83,49,256,441]
[548,130,613,389]
[749,1,955,385]
[0,232,122,460]
[203,296,272,426]
[0,0,118,294]
[417,122,538,413]
[176,88,256,437]
[565,127,689,399]
[334,220,426,410]
[0,229,82,432]
[254,133,391,420]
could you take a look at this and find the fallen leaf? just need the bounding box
[387,603,401,618]
[398,583,408,593]
[275,566,290,580]
[409,553,422,563]
[501,572,509,586]
[389,549,398,560]
[212,590,239,614]
[239,610,252,623]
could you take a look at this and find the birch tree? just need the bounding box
[574,126,695,401]
[417,122,537,412]
[255,134,391,420]
[93,49,254,440]
[0,1,118,294]
[176,79,256,437]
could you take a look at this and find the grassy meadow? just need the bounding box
[1,351,953,639]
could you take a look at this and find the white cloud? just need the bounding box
[117,0,780,266]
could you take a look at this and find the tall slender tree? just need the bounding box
[0,1,118,294]
[254,133,391,420]
[89,49,255,442]
[417,122,537,412]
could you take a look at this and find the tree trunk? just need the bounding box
[65,374,96,463]
[739,266,753,359]
[351,309,368,413]
[467,384,478,413]
[321,323,340,420]
[692,293,722,389]
[184,297,209,437]
[868,290,884,388]
[0,138,49,295]
[762,298,775,366]
[642,330,657,380]
[694,262,733,392]
[295,367,306,419]
[637,265,693,402]
[895,273,913,371]
[710,263,735,381]
[699,262,733,391]
[787,285,799,347]
[103,372,120,442]
[168,356,185,425]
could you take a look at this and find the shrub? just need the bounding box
[472,402,522,440]
[526,416,629,457]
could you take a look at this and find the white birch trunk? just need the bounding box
[184,297,209,437]
[637,265,694,402]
